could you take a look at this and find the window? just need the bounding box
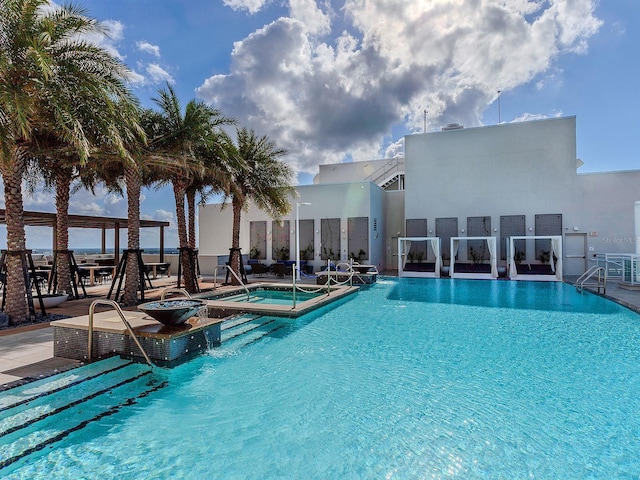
[271,220,290,261]
[348,217,368,261]
[535,214,562,260]
[500,215,525,261]
[298,219,314,262]
[436,217,458,260]
[467,216,491,261]
[249,221,266,260]
[320,218,340,260]
[406,218,428,260]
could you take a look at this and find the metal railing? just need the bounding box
[592,254,624,279]
[87,299,154,368]
[213,265,250,301]
[576,265,606,294]
[364,157,405,187]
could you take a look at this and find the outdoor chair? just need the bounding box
[95,267,113,284]
[74,267,91,287]
[156,263,170,277]
[251,263,270,276]
[271,263,289,277]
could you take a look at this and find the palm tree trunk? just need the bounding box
[123,163,142,305]
[173,181,196,292]
[230,197,243,285]
[0,155,29,323]
[54,167,73,295]
[187,188,196,250]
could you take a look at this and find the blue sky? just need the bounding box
[1,0,639,250]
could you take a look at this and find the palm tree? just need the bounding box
[146,84,234,293]
[28,96,143,301]
[223,127,295,284]
[0,0,138,322]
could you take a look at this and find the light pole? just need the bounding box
[296,202,311,281]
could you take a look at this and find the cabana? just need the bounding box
[450,236,498,280]
[398,237,442,278]
[508,235,563,281]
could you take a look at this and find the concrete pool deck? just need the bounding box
[1,275,638,389]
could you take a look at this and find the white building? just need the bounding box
[198,116,640,278]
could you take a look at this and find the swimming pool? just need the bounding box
[3,278,640,478]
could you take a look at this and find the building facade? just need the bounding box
[199,116,640,276]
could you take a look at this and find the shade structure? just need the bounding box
[0,209,170,263]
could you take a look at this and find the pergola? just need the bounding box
[0,209,170,263]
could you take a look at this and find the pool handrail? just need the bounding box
[213,265,251,301]
[576,265,606,294]
[88,299,154,368]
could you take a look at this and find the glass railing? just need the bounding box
[622,255,640,286]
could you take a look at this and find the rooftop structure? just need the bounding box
[199,116,640,279]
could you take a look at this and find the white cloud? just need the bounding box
[223,0,270,14]
[136,41,161,58]
[290,0,331,36]
[197,0,601,175]
[127,69,147,85]
[69,200,105,216]
[146,63,175,84]
[512,111,564,123]
[85,19,127,60]
[153,209,175,224]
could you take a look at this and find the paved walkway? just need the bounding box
[1,275,638,389]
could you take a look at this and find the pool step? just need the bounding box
[219,315,288,350]
[224,294,263,303]
[0,357,166,471]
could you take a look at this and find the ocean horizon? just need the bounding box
[31,248,180,255]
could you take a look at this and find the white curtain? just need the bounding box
[551,236,562,280]
[509,238,518,279]
[487,238,498,278]
[451,239,459,275]
[431,238,441,278]
[401,239,411,270]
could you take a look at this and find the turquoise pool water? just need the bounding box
[5,278,640,478]
[212,287,321,305]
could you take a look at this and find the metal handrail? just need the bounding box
[213,265,250,301]
[576,265,606,294]
[88,299,154,368]
[364,157,405,184]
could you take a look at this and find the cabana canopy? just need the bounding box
[398,237,442,278]
[508,235,562,281]
[450,236,498,279]
[0,209,170,262]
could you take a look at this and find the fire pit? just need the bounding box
[137,298,207,326]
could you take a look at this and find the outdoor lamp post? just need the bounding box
[296,202,312,281]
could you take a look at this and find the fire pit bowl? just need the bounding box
[137,298,207,326]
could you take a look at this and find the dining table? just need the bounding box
[77,264,116,287]
[144,262,171,279]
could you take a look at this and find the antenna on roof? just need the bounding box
[497,90,501,124]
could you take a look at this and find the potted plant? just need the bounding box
[250,245,261,259]
[277,246,289,261]
[350,249,367,263]
[539,250,551,263]
[301,244,314,261]
[469,247,483,265]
